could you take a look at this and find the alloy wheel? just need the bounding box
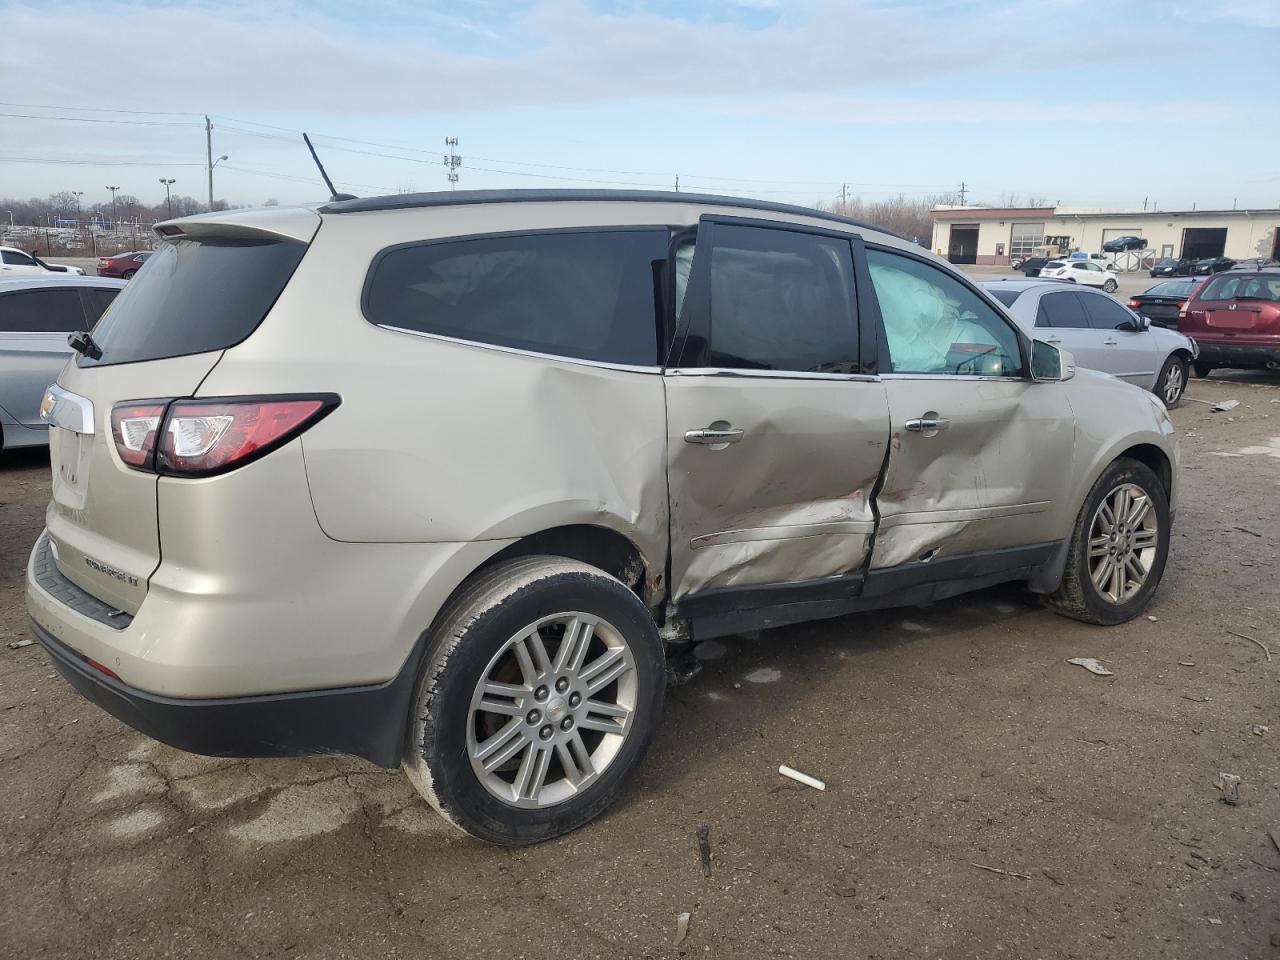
[1087,483,1159,603]
[1162,363,1184,405]
[466,612,637,809]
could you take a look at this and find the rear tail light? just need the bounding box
[111,395,338,476]
[1128,299,1141,309]
[110,401,167,468]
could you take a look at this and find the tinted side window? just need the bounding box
[1036,292,1089,328]
[701,224,857,372]
[867,248,1022,376]
[0,288,87,332]
[84,287,119,323]
[987,289,1021,307]
[1082,293,1136,330]
[366,230,667,366]
[2,250,37,266]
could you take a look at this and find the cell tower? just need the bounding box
[445,137,461,189]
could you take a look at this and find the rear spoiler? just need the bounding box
[153,206,321,245]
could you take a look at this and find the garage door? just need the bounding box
[1182,227,1227,259]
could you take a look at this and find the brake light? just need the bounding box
[111,395,338,475]
[157,395,338,476]
[111,401,167,468]
[1128,299,1141,309]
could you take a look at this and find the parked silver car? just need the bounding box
[982,279,1197,407]
[0,276,124,451]
[28,192,1178,844]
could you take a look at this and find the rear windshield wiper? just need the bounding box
[68,330,103,360]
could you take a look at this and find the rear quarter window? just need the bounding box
[363,229,669,366]
[80,237,306,366]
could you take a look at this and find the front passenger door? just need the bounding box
[664,219,890,605]
[863,246,1075,572]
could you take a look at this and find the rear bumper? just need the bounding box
[1193,341,1280,368]
[31,618,417,767]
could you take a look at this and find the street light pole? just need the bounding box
[159,178,176,219]
[105,185,120,229]
[71,190,83,223]
[209,154,228,211]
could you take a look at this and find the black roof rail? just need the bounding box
[317,188,900,238]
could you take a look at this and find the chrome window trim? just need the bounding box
[664,366,880,383]
[40,383,95,435]
[374,324,663,374]
[878,372,1027,383]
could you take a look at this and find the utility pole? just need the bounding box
[841,183,848,207]
[206,116,214,210]
[106,185,120,228]
[71,190,83,223]
[958,181,968,206]
[159,178,176,219]
[674,174,680,192]
[1142,196,1148,211]
[444,137,461,189]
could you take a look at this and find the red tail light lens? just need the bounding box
[1128,299,1141,309]
[157,395,338,476]
[111,401,167,468]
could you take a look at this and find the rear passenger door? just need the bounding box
[0,287,89,426]
[664,218,890,608]
[1079,289,1156,387]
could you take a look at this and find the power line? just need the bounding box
[0,111,201,128]
[0,156,204,167]
[0,100,203,117]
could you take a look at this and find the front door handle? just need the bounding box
[685,424,744,445]
[1102,337,1118,346]
[904,416,951,435]
[1043,336,1062,344]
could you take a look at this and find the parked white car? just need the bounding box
[983,279,1197,406]
[1040,259,1118,291]
[1,246,85,276]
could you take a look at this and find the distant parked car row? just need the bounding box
[1150,256,1236,277]
[96,250,153,279]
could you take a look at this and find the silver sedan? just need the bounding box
[0,276,124,452]
[982,279,1197,407]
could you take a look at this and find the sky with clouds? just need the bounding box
[1,0,1278,212]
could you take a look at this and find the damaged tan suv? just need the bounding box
[28,190,1177,844]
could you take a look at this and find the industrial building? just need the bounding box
[930,205,1280,265]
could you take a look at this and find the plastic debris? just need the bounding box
[970,862,1032,880]
[1212,399,1239,412]
[1253,725,1269,736]
[1148,615,1159,622]
[674,912,691,946]
[697,825,712,877]
[1215,772,1242,805]
[1067,657,1113,676]
[1208,917,1223,925]
[779,765,826,791]
[1178,660,1196,667]
[6,639,34,650]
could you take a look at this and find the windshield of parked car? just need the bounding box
[1200,274,1280,302]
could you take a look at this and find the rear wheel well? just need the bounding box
[1118,444,1172,498]
[481,525,653,604]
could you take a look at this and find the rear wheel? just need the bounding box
[1103,279,1118,293]
[1046,458,1170,626]
[1192,361,1213,378]
[404,556,665,844]
[1155,356,1187,407]
[122,269,136,279]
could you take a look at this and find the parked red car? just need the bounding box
[96,250,153,279]
[1178,269,1280,376]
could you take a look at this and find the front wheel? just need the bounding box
[1103,279,1118,293]
[1192,361,1213,378]
[1155,356,1187,407]
[1045,458,1170,625]
[404,556,665,844]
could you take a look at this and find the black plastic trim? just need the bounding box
[319,188,896,237]
[30,534,133,629]
[31,620,421,768]
[674,571,864,618]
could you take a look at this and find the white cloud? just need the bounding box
[1195,0,1280,28]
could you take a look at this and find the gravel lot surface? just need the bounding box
[2,373,1277,960]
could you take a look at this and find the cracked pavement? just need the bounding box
[2,375,1278,959]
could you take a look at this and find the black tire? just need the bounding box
[1103,279,1118,293]
[122,269,136,279]
[403,556,665,844]
[1045,459,1170,626]
[1192,361,1213,378]
[1154,355,1188,407]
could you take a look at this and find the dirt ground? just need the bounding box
[2,373,1278,960]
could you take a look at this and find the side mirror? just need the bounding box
[1031,340,1076,382]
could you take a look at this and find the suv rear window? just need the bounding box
[363,229,668,366]
[80,237,306,366]
[1199,273,1280,302]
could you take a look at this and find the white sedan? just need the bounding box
[1039,258,1118,293]
[0,246,85,276]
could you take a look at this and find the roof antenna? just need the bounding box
[303,133,357,201]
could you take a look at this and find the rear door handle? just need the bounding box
[1102,337,1118,346]
[904,417,951,434]
[1043,336,1062,344]
[685,425,744,445]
